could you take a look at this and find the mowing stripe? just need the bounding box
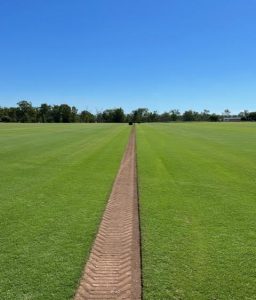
[74,127,141,300]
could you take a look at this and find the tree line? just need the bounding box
[0,101,256,123]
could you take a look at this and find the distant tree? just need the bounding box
[7,107,18,122]
[0,107,3,120]
[59,104,72,122]
[17,100,36,122]
[113,108,125,122]
[39,103,52,123]
[102,108,125,123]
[239,110,249,121]
[183,110,195,121]
[201,109,210,121]
[126,113,132,122]
[71,106,78,122]
[248,112,256,121]
[52,105,61,122]
[96,110,103,123]
[148,111,159,122]
[80,110,95,123]
[159,112,171,122]
[209,114,220,122]
[170,109,180,121]
[0,107,17,122]
[223,109,231,117]
[131,108,149,123]
[1,115,11,122]
[102,109,114,122]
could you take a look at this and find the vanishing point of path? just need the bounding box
[74,127,141,300]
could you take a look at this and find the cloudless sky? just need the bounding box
[0,0,256,113]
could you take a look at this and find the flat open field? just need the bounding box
[137,123,256,299]
[0,123,130,300]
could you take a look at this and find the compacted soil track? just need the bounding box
[74,127,141,300]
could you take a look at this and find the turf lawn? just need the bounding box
[137,122,256,300]
[0,123,130,300]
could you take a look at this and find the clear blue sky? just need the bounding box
[0,0,256,113]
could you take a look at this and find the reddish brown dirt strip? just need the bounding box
[74,127,141,300]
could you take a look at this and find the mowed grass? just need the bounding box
[137,123,256,299]
[0,123,130,300]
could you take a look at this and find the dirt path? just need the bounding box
[74,127,141,300]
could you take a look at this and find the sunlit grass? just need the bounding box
[137,122,256,299]
[0,123,130,300]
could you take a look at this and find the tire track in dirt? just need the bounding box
[74,126,141,300]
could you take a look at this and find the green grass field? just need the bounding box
[137,123,256,299]
[0,123,130,300]
[1,123,256,299]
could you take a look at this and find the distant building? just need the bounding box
[223,117,241,122]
